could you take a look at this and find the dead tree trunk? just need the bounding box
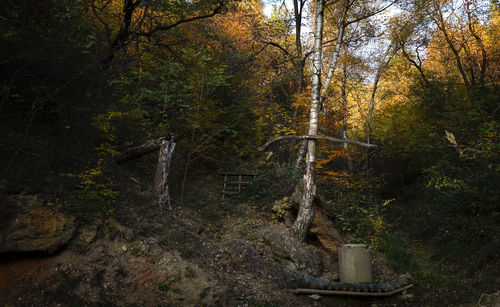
[115,135,175,209]
[153,137,176,209]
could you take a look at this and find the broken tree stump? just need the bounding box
[153,137,176,209]
[115,135,176,209]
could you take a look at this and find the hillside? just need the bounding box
[1,0,499,305]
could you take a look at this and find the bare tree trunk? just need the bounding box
[153,137,176,209]
[295,140,308,168]
[365,44,395,172]
[292,0,324,242]
[465,0,487,87]
[101,0,141,68]
[341,62,348,150]
[292,0,306,168]
[365,70,380,172]
[321,22,346,102]
[341,63,354,172]
[432,0,471,88]
[294,0,340,168]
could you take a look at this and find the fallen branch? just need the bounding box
[257,135,375,152]
[114,135,175,210]
[114,137,166,164]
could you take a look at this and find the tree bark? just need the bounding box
[341,62,348,150]
[292,0,307,168]
[365,69,380,172]
[321,21,346,104]
[292,0,325,242]
[153,138,176,209]
[295,140,308,168]
[340,63,354,171]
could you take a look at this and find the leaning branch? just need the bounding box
[257,135,375,152]
[114,136,166,164]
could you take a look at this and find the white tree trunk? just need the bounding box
[292,0,324,242]
[153,138,176,209]
[292,0,306,168]
[341,63,349,149]
[321,23,345,102]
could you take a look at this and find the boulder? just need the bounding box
[262,227,322,275]
[0,199,76,254]
[478,290,500,307]
[290,180,343,254]
[309,211,343,254]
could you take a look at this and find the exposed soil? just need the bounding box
[0,192,494,306]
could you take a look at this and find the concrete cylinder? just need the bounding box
[338,244,373,283]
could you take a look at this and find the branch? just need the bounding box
[302,51,314,63]
[345,0,398,26]
[115,136,167,164]
[134,2,225,37]
[259,40,290,56]
[101,0,141,68]
[91,0,112,43]
[257,135,376,151]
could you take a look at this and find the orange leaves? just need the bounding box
[210,0,264,53]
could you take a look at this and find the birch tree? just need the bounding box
[291,0,325,241]
[291,0,397,241]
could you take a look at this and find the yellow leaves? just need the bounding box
[94,145,120,156]
[316,148,351,182]
[292,91,310,109]
[211,0,264,53]
[271,196,292,222]
[92,111,129,141]
[254,102,295,138]
[76,157,118,203]
[321,170,348,178]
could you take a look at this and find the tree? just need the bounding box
[87,0,228,68]
[290,0,395,241]
[290,0,324,241]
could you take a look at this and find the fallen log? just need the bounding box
[114,137,166,165]
[114,135,176,209]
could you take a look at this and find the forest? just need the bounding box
[0,0,499,305]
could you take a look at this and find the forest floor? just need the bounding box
[0,182,498,306]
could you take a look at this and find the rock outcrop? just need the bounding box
[290,181,343,254]
[0,197,76,254]
[262,226,322,275]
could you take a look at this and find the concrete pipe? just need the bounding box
[338,244,373,283]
